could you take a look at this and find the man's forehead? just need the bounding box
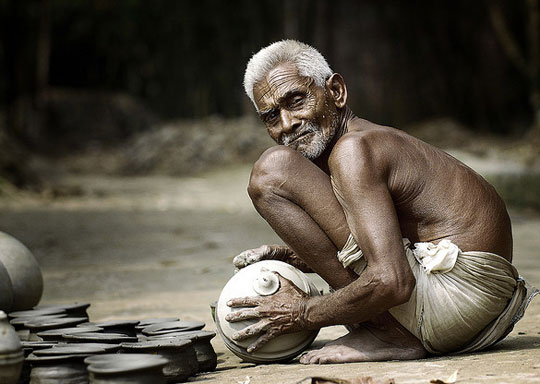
[254,62,313,108]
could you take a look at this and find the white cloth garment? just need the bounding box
[336,235,539,354]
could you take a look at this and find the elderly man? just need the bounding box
[228,40,538,364]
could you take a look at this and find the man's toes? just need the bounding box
[300,350,319,364]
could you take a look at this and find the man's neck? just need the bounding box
[313,106,357,172]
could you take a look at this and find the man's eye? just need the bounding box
[267,110,279,122]
[290,96,304,106]
[262,110,279,124]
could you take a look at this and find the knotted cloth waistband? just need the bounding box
[337,234,539,354]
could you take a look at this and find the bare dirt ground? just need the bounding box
[0,157,539,383]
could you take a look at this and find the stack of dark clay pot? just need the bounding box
[3,303,217,384]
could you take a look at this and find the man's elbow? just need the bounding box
[379,271,416,308]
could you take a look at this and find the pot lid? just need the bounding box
[135,317,179,329]
[8,307,66,318]
[26,352,90,363]
[148,330,216,341]
[37,325,103,338]
[121,338,192,351]
[64,332,137,343]
[24,317,88,331]
[141,320,205,336]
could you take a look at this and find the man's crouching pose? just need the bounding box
[228,40,538,364]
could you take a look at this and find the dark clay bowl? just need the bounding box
[64,332,137,344]
[24,317,88,332]
[86,353,168,384]
[141,320,205,336]
[34,303,90,318]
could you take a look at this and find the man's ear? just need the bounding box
[325,73,347,109]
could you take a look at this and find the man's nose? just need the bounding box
[280,109,301,133]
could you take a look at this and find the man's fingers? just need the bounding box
[233,251,253,268]
[233,247,265,269]
[247,330,278,353]
[225,308,260,322]
[227,296,262,307]
[231,320,270,341]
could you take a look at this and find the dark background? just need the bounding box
[0,0,539,185]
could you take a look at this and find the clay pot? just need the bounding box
[0,232,43,311]
[141,320,205,336]
[0,261,13,312]
[26,353,89,384]
[0,310,24,384]
[215,260,320,363]
[85,353,168,384]
[149,330,217,372]
[121,338,198,382]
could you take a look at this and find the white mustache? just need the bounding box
[280,122,318,146]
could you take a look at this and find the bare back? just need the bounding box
[346,119,513,261]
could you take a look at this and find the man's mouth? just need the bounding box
[289,131,312,145]
[282,129,314,146]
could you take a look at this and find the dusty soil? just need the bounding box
[0,159,539,383]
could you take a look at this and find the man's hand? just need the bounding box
[225,272,310,353]
[233,245,273,270]
[233,245,313,273]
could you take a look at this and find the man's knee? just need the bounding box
[248,146,299,204]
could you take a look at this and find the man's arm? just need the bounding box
[301,132,416,328]
[227,132,416,351]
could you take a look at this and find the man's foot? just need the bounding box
[299,318,426,364]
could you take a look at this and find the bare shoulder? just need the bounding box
[329,119,412,173]
[329,118,513,260]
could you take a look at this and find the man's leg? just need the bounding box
[248,146,426,363]
[248,146,356,290]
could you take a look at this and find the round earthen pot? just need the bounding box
[26,353,90,384]
[121,338,198,382]
[149,330,217,372]
[0,310,24,384]
[85,353,168,384]
[0,232,43,311]
[0,261,13,312]
[216,260,320,363]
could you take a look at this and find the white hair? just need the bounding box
[243,40,333,110]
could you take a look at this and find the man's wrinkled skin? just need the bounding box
[229,62,513,364]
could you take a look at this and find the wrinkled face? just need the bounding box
[253,62,339,160]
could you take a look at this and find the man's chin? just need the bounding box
[296,143,326,160]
